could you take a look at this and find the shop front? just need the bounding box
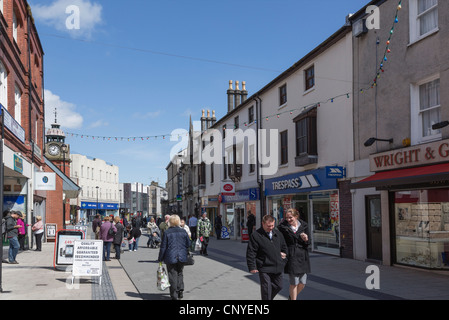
[201,196,219,236]
[81,201,119,221]
[265,167,344,256]
[352,139,449,270]
[220,188,260,240]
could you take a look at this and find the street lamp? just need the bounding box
[364,137,393,147]
[96,186,99,218]
[61,144,68,228]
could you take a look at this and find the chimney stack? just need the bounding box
[234,80,241,109]
[211,110,216,126]
[227,80,234,113]
[201,109,206,132]
[241,81,248,102]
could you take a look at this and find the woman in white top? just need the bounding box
[32,215,44,251]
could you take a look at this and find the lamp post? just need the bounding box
[61,144,68,228]
[96,186,99,218]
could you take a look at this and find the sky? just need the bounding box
[28,0,370,186]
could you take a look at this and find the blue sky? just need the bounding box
[28,0,369,185]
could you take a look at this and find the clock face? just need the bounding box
[48,144,60,156]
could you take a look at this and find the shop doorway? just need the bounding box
[235,203,245,238]
[366,195,382,262]
[293,200,309,225]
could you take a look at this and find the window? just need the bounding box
[13,11,18,43]
[410,0,438,43]
[280,130,288,165]
[411,77,440,143]
[294,108,318,165]
[305,65,315,91]
[279,84,287,106]
[249,144,255,173]
[210,162,214,183]
[234,116,239,129]
[248,106,254,124]
[0,61,7,109]
[14,85,21,125]
[223,156,227,179]
[0,0,3,15]
[222,125,226,139]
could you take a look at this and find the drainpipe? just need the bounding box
[255,95,264,225]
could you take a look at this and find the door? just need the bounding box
[366,195,382,261]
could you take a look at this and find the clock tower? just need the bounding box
[45,110,71,174]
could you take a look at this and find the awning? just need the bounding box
[350,162,449,189]
[44,157,81,199]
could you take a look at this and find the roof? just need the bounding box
[44,157,81,199]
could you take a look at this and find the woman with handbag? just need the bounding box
[100,216,116,261]
[157,215,191,300]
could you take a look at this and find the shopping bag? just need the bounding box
[157,262,170,291]
[194,238,202,251]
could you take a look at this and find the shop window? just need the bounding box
[395,189,449,269]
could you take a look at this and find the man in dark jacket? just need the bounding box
[246,214,288,300]
[5,211,22,264]
[158,215,191,300]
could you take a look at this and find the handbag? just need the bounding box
[108,222,115,236]
[185,252,195,266]
[157,262,170,291]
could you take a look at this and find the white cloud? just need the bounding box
[44,89,83,129]
[31,0,103,38]
[89,119,108,128]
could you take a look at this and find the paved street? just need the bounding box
[1,227,449,304]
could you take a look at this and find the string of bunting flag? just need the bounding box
[59,1,403,141]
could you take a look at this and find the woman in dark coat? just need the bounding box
[158,214,191,300]
[278,208,311,300]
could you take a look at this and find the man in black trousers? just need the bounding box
[246,214,288,300]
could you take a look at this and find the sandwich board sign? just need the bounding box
[71,240,103,285]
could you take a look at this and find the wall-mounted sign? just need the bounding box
[35,172,56,190]
[221,182,235,196]
[369,138,449,172]
[14,155,23,173]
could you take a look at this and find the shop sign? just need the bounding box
[35,172,56,190]
[330,192,339,222]
[14,155,23,173]
[370,138,449,172]
[326,166,346,178]
[221,188,259,203]
[265,168,337,196]
[81,201,119,210]
[221,182,235,196]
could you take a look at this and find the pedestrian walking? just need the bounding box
[197,212,212,256]
[113,216,124,260]
[214,214,223,240]
[188,214,198,242]
[180,217,191,239]
[92,214,102,240]
[4,210,22,264]
[159,214,170,240]
[247,211,256,239]
[100,216,116,261]
[246,214,288,300]
[31,215,44,251]
[278,208,311,301]
[158,214,191,300]
[126,224,142,251]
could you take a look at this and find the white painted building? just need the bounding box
[70,153,120,221]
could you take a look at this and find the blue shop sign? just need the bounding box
[265,168,338,196]
[81,201,119,210]
[221,188,260,203]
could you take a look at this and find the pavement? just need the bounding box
[1,229,449,301]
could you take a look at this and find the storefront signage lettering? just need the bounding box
[272,178,302,190]
[370,139,449,172]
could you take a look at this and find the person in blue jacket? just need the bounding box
[158,214,191,300]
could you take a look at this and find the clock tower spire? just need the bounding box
[45,108,71,173]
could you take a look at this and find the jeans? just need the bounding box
[103,241,112,260]
[8,236,20,262]
[129,237,140,251]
